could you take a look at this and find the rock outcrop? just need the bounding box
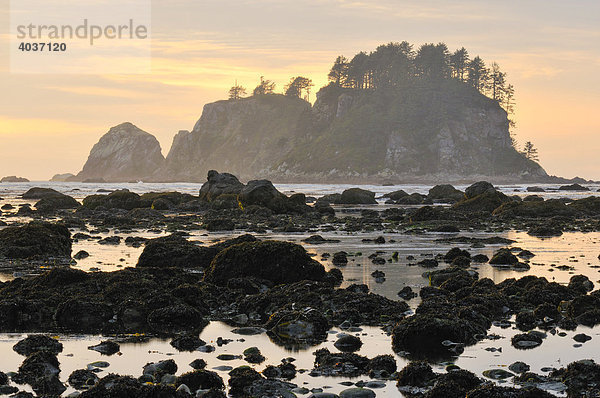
[77,88,548,183]
[74,122,164,182]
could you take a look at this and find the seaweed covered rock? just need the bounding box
[452,190,511,213]
[239,179,308,213]
[396,361,436,387]
[79,374,180,398]
[137,234,215,268]
[68,369,100,390]
[464,181,496,199]
[13,335,63,356]
[228,366,263,396]
[176,369,224,392]
[34,194,80,212]
[22,187,63,199]
[392,314,483,356]
[312,348,370,377]
[13,351,65,396]
[54,299,113,332]
[204,240,326,286]
[265,309,331,346]
[427,184,464,203]
[338,188,377,204]
[147,304,208,334]
[199,170,245,201]
[550,360,600,398]
[489,248,519,265]
[466,385,555,398]
[0,222,71,259]
[82,190,142,210]
[493,199,575,218]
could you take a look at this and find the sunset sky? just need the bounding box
[0,0,599,180]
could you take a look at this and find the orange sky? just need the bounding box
[0,0,599,180]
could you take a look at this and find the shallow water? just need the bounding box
[1,182,600,396]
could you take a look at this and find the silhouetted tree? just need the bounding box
[522,141,539,161]
[229,81,246,100]
[414,43,450,80]
[347,51,370,89]
[450,47,469,81]
[489,62,506,103]
[253,76,276,95]
[285,76,314,100]
[467,56,488,92]
[328,56,350,87]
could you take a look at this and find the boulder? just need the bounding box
[82,190,142,210]
[427,184,464,203]
[199,170,244,201]
[559,183,589,191]
[204,240,326,286]
[338,188,377,204]
[383,190,409,201]
[13,351,65,396]
[22,187,64,199]
[465,181,496,198]
[452,190,511,213]
[35,194,80,212]
[13,335,63,356]
[0,222,71,259]
[137,234,216,269]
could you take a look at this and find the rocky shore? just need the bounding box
[1,172,600,397]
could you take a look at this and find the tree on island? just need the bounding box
[285,76,314,101]
[229,81,247,100]
[522,141,539,161]
[450,47,469,81]
[253,76,276,95]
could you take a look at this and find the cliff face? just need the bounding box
[75,122,164,182]
[278,84,546,181]
[157,95,311,181]
[79,86,547,183]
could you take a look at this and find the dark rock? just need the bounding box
[74,250,90,260]
[465,181,496,199]
[35,194,80,212]
[204,219,235,231]
[453,190,511,213]
[312,348,370,377]
[204,240,326,286]
[444,247,471,263]
[199,170,245,201]
[332,251,348,266]
[170,335,206,351]
[0,222,71,260]
[383,190,408,201]
[471,254,489,263]
[511,331,543,349]
[143,359,178,379]
[509,361,530,374]
[302,235,341,244]
[559,183,589,191]
[489,248,519,265]
[396,361,436,387]
[339,388,375,398]
[568,275,594,294]
[528,224,563,237]
[573,333,592,343]
[334,335,363,352]
[22,187,65,199]
[228,366,263,395]
[190,359,207,370]
[239,179,306,213]
[13,351,65,396]
[427,184,464,203]
[398,286,417,300]
[82,190,143,210]
[13,335,63,356]
[147,304,207,334]
[551,359,600,398]
[523,195,544,202]
[88,340,120,356]
[338,188,377,204]
[526,186,545,192]
[243,347,265,364]
[265,309,330,345]
[68,369,99,390]
[54,299,113,332]
[137,234,215,269]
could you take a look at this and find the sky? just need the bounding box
[0,0,599,180]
